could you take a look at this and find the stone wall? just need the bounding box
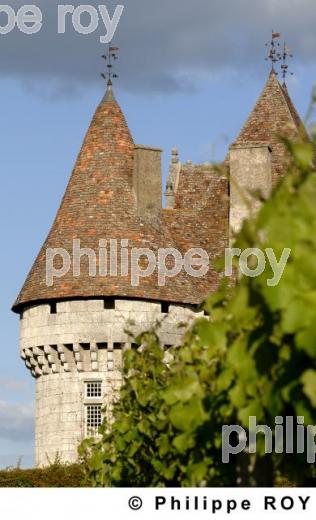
[35,371,115,466]
[20,299,202,466]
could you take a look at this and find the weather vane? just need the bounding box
[281,42,294,87]
[265,30,281,72]
[101,43,119,84]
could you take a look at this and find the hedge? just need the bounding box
[0,463,85,487]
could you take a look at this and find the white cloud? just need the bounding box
[0,400,34,441]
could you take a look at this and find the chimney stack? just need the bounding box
[229,143,272,238]
[133,145,162,217]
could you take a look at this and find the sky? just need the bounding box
[1,0,316,468]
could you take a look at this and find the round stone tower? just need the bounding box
[12,82,201,466]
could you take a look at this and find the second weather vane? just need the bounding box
[281,42,294,86]
[265,31,294,85]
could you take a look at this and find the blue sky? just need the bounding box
[1,0,316,468]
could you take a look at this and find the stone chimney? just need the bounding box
[229,143,272,238]
[133,145,162,217]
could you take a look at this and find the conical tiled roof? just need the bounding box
[13,84,197,312]
[13,72,308,313]
[234,70,308,183]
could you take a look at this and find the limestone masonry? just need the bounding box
[13,71,307,466]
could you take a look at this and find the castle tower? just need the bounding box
[229,70,307,235]
[13,67,308,467]
[12,81,202,466]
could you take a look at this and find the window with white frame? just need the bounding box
[85,381,102,398]
[84,381,103,437]
[86,404,102,437]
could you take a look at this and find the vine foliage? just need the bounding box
[80,132,316,486]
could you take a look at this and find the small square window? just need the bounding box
[86,404,102,437]
[85,381,102,398]
[104,298,115,310]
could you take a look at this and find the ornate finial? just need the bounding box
[171,147,179,164]
[281,42,294,87]
[101,43,119,85]
[166,178,173,192]
[165,177,175,209]
[265,31,281,72]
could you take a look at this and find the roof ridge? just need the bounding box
[280,83,309,139]
[234,71,275,143]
